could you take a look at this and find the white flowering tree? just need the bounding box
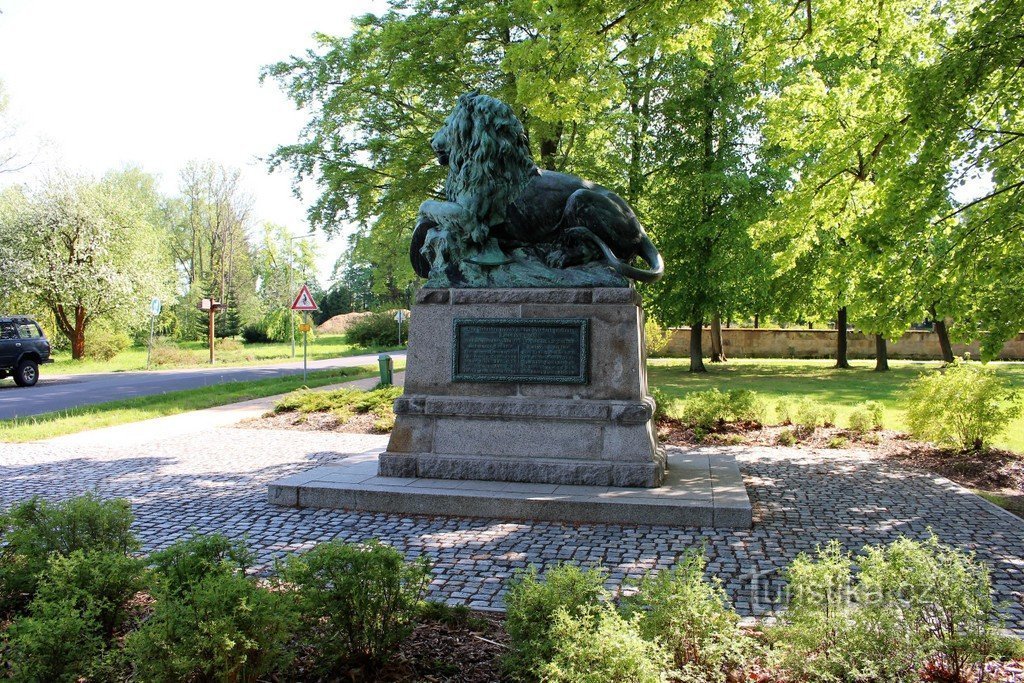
[0,173,174,358]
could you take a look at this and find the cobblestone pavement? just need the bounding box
[2,427,1023,632]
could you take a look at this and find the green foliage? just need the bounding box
[645,317,672,358]
[33,550,145,637]
[772,535,1003,683]
[3,597,105,683]
[147,532,253,596]
[622,551,751,682]
[770,541,922,682]
[85,325,131,361]
[848,401,885,434]
[147,338,195,367]
[678,389,767,432]
[775,428,797,446]
[240,322,272,343]
[827,435,850,449]
[346,310,408,347]
[538,605,671,683]
[0,495,137,614]
[504,563,610,680]
[274,385,402,433]
[280,540,431,674]
[650,387,673,422]
[126,571,294,683]
[858,534,1003,682]
[779,397,837,435]
[904,359,1021,450]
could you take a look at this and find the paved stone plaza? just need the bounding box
[2,425,1023,631]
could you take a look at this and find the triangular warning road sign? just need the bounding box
[291,284,319,311]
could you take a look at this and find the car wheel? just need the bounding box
[13,359,38,387]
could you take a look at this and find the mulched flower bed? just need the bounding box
[657,417,1024,519]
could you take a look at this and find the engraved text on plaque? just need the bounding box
[452,318,589,384]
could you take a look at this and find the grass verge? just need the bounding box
[648,358,1024,453]
[0,366,379,443]
[46,334,402,375]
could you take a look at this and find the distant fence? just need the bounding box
[663,328,1024,361]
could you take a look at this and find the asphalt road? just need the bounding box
[0,351,406,420]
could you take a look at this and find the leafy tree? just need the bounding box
[750,0,957,369]
[0,173,174,358]
[643,18,782,372]
[167,161,258,340]
[264,0,724,297]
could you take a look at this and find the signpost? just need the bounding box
[394,309,405,346]
[146,298,161,370]
[198,298,223,364]
[290,284,318,381]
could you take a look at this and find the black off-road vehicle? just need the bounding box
[0,316,52,387]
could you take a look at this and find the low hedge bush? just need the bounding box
[539,604,671,683]
[677,389,767,434]
[504,563,609,680]
[147,531,253,596]
[904,358,1021,450]
[126,571,295,683]
[346,310,409,347]
[0,494,137,614]
[280,540,431,675]
[622,550,752,683]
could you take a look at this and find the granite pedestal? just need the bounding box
[377,287,666,487]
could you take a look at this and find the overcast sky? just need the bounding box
[0,0,387,283]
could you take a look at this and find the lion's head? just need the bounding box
[431,92,537,231]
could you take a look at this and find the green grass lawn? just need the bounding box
[0,366,382,443]
[648,358,1024,453]
[47,334,401,375]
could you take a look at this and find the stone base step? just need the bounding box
[268,449,751,528]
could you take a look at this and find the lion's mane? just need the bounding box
[442,93,537,232]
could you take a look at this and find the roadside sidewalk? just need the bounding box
[39,372,405,449]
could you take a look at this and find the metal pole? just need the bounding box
[302,312,308,382]
[208,306,215,364]
[289,262,295,358]
[147,313,155,370]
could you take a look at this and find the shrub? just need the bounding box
[3,597,105,683]
[791,398,837,435]
[148,532,253,596]
[645,317,672,358]
[827,435,850,449]
[280,540,431,674]
[538,605,671,683]
[769,541,922,682]
[148,339,195,367]
[904,359,1021,450]
[126,571,294,683]
[650,387,672,422]
[33,550,146,637]
[274,386,402,433]
[504,563,609,680]
[776,428,797,446]
[776,398,794,425]
[0,495,137,614]
[215,337,243,351]
[678,389,767,432]
[240,322,272,344]
[346,310,409,347]
[858,534,1003,682]
[622,551,751,683]
[84,326,131,361]
[848,401,885,434]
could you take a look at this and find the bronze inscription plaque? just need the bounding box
[452,318,589,384]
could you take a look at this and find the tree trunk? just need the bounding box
[931,309,955,364]
[689,317,706,373]
[71,306,87,360]
[710,314,727,362]
[874,334,889,372]
[753,314,759,329]
[835,307,851,369]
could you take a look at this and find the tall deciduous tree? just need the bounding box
[0,173,174,358]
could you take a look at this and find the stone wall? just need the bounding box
[663,328,1024,361]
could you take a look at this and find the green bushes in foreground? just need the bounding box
[506,536,1011,683]
[0,495,433,682]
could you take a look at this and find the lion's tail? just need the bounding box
[569,227,665,283]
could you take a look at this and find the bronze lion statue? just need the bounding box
[412,92,664,288]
